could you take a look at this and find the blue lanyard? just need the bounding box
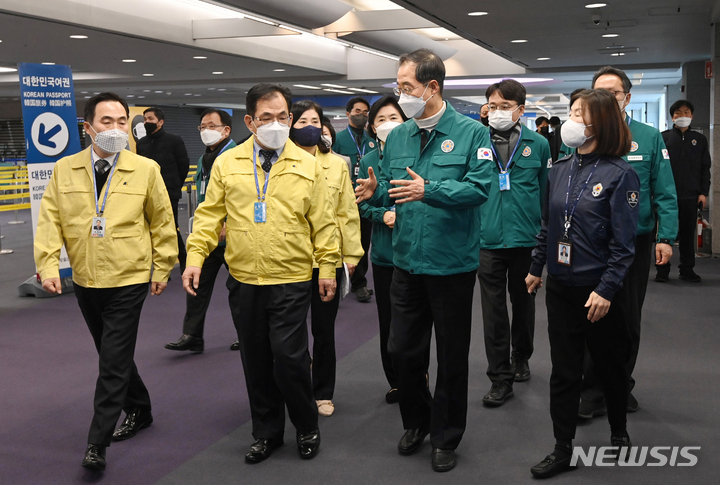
[347,126,367,159]
[563,155,600,237]
[91,150,119,216]
[490,134,523,173]
[252,149,271,202]
[201,138,234,181]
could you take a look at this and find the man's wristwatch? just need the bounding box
[657,238,672,245]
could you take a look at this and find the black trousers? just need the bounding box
[477,247,535,384]
[582,232,652,401]
[74,282,152,446]
[656,198,697,275]
[546,277,630,440]
[182,245,228,337]
[372,263,397,389]
[350,217,372,290]
[171,197,187,272]
[310,267,342,400]
[389,267,475,450]
[227,276,317,440]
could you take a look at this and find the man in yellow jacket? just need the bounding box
[184,84,340,464]
[34,93,178,471]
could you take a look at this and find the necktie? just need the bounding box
[94,159,110,198]
[420,129,429,152]
[95,159,109,174]
[259,150,274,173]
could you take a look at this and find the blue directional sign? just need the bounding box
[18,63,81,164]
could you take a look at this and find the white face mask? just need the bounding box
[561,119,594,148]
[375,121,402,142]
[398,85,432,119]
[253,121,290,150]
[201,128,224,147]
[673,117,692,128]
[488,106,521,132]
[321,134,333,148]
[89,126,128,154]
[618,93,629,113]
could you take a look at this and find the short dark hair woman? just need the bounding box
[525,89,640,478]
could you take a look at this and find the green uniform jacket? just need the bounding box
[333,126,377,182]
[194,138,237,246]
[566,115,678,240]
[358,147,393,267]
[369,102,494,275]
[479,126,551,249]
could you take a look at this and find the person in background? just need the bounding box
[333,97,375,303]
[547,116,563,162]
[289,100,364,418]
[165,108,239,353]
[526,89,640,478]
[136,107,190,273]
[656,100,711,283]
[535,116,550,138]
[477,79,550,407]
[34,92,178,471]
[184,84,339,464]
[357,95,409,404]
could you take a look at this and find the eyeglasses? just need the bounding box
[393,84,425,96]
[487,103,520,112]
[198,124,226,131]
[606,89,627,98]
[254,115,290,125]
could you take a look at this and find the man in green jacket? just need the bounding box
[333,97,376,302]
[580,66,678,418]
[165,108,237,353]
[478,80,551,407]
[355,48,493,473]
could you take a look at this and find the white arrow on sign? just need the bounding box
[31,112,70,157]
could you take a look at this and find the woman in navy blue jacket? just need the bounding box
[526,89,641,478]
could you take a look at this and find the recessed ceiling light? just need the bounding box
[70,35,88,39]
[511,39,528,43]
[217,88,226,91]
[81,91,88,94]
[84,95,91,98]
[212,71,224,75]
[122,59,136,63]
[193,56,207,59]
[611,52,625,56]
[143,73,154,77]
[154,90,163,93]
[321,83,347,89]
[138,96,145,98]
[602,33,619,38]
[323,88,355,94]
[273,69,285,72]
[194,94,201,96]
[127,95,135,98]
[468,11,488,16]
[41,62,55,65]
[208,87,216,90]
[0,40,3,43]
[585,3,607,8]
[93,92,100,94]
[143,90,151,92]
[185,93,193,96]
[348,88,379,94]
[537,57,551,61]
[294,84,322,90]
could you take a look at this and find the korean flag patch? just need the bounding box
[478,148,493,160]
[662,148,670,159]
[627,191,639,208]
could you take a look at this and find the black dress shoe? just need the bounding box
[610,434,632,461]
[230,340,240,351]
[512,359,531,382]
[81,444,106,471]
[297,428,320,459]
[385,388,399,404]
[398,427,429,455]
[654,272,669,282]
[165,334,204,352]
[112,408,153,441]
[578,398,607,419]
[482,381,514,407]
[431,448,456,472]
[245,437,283,463]
[679,271,701,282]
[355,287,372,303]
[530,453,574,478]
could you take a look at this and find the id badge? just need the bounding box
[91,217,106,238]
[354,165,360,177]
[200,180,206,196]
[557,241,572,266]
[254,202,267,223]
[499,172,511,191]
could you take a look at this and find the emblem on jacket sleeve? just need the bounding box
[662,148,670,159]
[627,191,639,208]
[441,140,454,153]
[630,141,638,152]
[547,158,552,168]
[592,183,603,197]
[692,139,697,146]
[522,146,532,157]
[478,147,492,160]
[369,141,375,149]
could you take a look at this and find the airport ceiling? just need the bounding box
[0,0,719,118]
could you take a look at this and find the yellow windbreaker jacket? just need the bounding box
[34,147,178,287]
[186,136,340,284]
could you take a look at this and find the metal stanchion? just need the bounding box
[0,223,13,254]
[7,165,26,224]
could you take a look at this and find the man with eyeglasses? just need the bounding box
[333,97,375,303]
[477,79,550,408]
[184,84,339,464]
[165,108,239,354]
[579,66,678,419]
[355,48,493,472]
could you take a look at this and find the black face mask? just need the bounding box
[480,116,489,127]
[144,122,158,135]
[539,126,549,136]
[349,114,368,128]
